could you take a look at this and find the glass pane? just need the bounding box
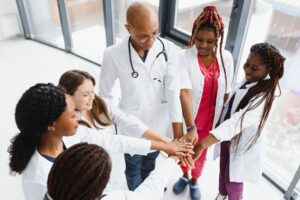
[112,0,159,44]
[175,0,234,40]
[67,0,106,63]
[235,0,300,193]
[24,0,64,48]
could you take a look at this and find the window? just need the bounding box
[175,0,234,42]
[23,0,64,48]
[67,0,106,63]
[235,0,300,192]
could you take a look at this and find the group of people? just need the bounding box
[8,1,286,200]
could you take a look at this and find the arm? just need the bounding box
[164,43,184,137]
[77,126,192,157]
[193,96,265,160]
[180,89,198,144]
[142,129,171,143]
[179,50,198,144]
[104,98,171,143]
[105,157,177,200]
[99,49,118,99]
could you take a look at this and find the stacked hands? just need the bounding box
[163,129,204,169]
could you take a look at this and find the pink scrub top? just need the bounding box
[195,54,220,136]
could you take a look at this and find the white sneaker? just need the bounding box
[215,193,227,200]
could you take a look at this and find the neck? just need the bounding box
[82,110,93,125]
[37,132,63,158]
[130,37,146,57]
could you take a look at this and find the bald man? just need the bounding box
[99,1,183,191]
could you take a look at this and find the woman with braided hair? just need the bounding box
[191,42,285,200]
[8,83,193,200]
[45,143,179,200]
[174,6,234,199]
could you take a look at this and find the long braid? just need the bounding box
[47,143,112,200]
[231,43,285,152]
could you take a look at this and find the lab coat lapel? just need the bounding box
[129,40,147,69]
[191,45,204,92]
[144,39,159,67]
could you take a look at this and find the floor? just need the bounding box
[0,37,284,199]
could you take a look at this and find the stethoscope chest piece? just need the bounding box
[132,71,139,78]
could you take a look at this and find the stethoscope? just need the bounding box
[128,36,168,78]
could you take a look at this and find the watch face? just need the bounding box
[132,72,139,78]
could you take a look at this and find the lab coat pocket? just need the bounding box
[151,75,166,104]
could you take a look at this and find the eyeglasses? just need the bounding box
[129,26,160,43]
[135,33,160,43]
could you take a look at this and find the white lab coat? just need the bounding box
[22,126,152,200]
[99,36,182,138]
[102,157,176,200]
[78,98,149,192]
[180,45,234,129]
[211,79,266,184]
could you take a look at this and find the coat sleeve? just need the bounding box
[179,50,192,90]
[210,97,265,142]
[165,42,183,123]
[223,50,234,94]
[77,125,151,155]
[99,48,118,99]
[104,98,148,138]
[103,158,175,200]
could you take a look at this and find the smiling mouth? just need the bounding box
[198,48,209,53]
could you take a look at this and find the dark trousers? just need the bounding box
[219,141,243,200]
[124,151,160,191]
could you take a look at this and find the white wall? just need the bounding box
[0,0,23,40]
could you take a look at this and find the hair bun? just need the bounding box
[204,6,217,11]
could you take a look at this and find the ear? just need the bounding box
[267,67,272,74]
[125,24,132,34]
[47,122,56,132]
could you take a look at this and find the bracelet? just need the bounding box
[187,125,196,132]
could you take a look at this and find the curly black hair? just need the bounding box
[8,83,66,174]
[47,143,112,200]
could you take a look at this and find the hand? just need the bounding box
[192,143,205,161]
[163,139,194,157]
[182,129,198,145]
[179,155,195,169]
[168,155,179,163]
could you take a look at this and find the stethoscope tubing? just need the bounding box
[128,36,168,78]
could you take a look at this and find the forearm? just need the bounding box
[180,89,195,127]
[150,141,166,152]
[142,129,172,143]
[172,122,183,139]
[224,93,230,103]
[195,134,219,150]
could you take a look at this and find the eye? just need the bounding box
[207,40,214,44]
[251,66,258,71]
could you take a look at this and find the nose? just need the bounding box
[75,112,80,121]
[145,37,155,48]
[90,93,95,101]
[200,41,207,48]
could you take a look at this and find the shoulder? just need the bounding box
[22,151,51,186]
[104,38,128,57]
[218,49,233,62]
